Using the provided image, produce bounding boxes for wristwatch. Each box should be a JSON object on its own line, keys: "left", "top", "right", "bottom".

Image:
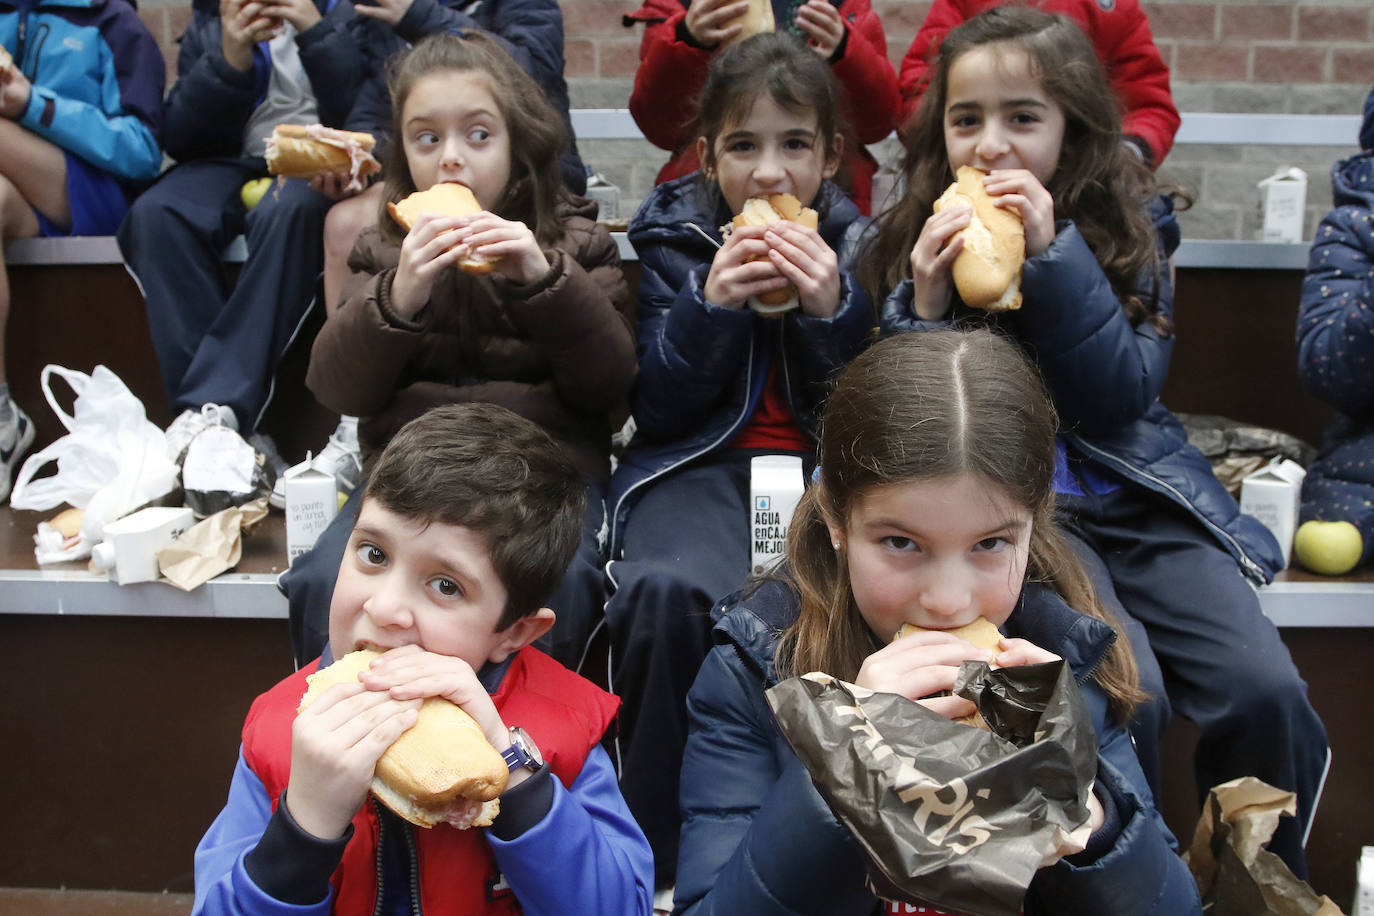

{"left": 501, "top": 726, "right": 543, "bottom": 773}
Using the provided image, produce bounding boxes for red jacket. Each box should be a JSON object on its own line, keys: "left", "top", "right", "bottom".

{"left": 242, "top": 647, "right": 620, "bottom": 915}
{"left": 898, "top": 0, "right": 1179, "bottom": 166}
{"left": 624, "top": 0, "right": 900, "bottom": 214}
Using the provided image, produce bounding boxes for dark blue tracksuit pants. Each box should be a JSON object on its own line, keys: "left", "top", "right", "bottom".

{"left": 117, "top": 158, "right": 331, "bottom": 430}
{"left": 1059, "top": 486, "right": 1329, "bottom": 879}
{"left": 604, "top": 448, "right": 813, "bottom": 887}
{"left": 280, "top": 481, "right": 611, "bottom": 673}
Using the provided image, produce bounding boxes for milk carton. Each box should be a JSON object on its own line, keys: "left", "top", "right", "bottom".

{"left": 90, "top": 505, "right": 195, "bottom": 585}
{"left": 1257, "top": 167, "right": 1307, "bottom": 243}
{"left": 284, "top": 461, "right": 339, "bottom": 564}
{"left": 1239, "top": 458, "right": 1307, "bottom": 567}
{"left": 750, "top": 455, "right": 805, "bottom": 574}
{"left": 584, "top": 170, "right": 621, "bottom": 222}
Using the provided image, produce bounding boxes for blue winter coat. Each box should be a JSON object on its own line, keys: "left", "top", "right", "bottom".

{"left": 881, "top": 199, "right": 1285, "bottom": 583}
{"left": 1295, "top": 86, "right": 1374, "bottom": 558}
{"left": 162, "top": 0, "right": 366, "bottom": 164}
{"left": 674, "top": 577, "right": 1203, "bottom": 915}
{"left": 607, "top": 175, "right": 874, "bottom": 556}
{"left": 0, "top": 0, "right": 163, "bottom": 183}
{"left": 348, "top": 0, "right": 586, "bottom": 191}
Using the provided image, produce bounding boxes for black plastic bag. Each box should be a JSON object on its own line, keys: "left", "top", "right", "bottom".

{"left": 766, "top": 660, "right": 1097, "bottom": 916}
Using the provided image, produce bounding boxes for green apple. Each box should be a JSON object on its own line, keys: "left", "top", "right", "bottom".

{"left": 240, "top": 177, "right": 273, "bottom": 211}
{"left": 1293, "top": 520, "right": 1364, "bottom": 576}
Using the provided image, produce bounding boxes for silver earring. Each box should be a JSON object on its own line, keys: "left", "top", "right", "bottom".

{"left": 832, "top": 542, "right": 840, "bottom": 550}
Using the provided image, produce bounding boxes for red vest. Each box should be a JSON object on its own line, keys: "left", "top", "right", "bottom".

{"left": 242, "top": 647, "right": 620, "bottom": 915}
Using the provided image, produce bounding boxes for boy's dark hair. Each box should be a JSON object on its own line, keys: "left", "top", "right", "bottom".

{"left": 861, "top": 6, "right": 1172, "bottom": 336}
{"left": 695, "top": 31, "right": 849, "bottom": 184}
{"left": 363, "top": 403, "right": 585, "bottom": 630}
{"left": 778, "top": 329, "right": 1144, "bottom": 721}
{"left": 379, "top": 31, "right": 568, "bottom": 248}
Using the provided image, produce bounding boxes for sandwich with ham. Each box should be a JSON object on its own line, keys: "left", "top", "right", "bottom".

{"left": 265, "top": 124, "right": 380, "bottom": 190}
{"left": 386, "top": 182, "right": 498, "bottom": 275}
{"left": 298, "top": 648, "right": 509, "bottom": 829}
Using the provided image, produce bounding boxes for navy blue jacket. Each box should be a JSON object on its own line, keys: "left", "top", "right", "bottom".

{"left": 608, "top": 175, "right": 874, "bottom": 556}
{"left": 1295, "top": 87, "right": 1374, "bottom": 550}
{"left": 674, "top": 577, "right": 1203, "bottom": 915}
{"left": 349, "top": 0, "right": 586, "bottom": 191}
{"left": 881, "top": 199, "right": 1285, "bottom": 583}
{"left": 162, "top": 0, "right": 365, "bottom": 163}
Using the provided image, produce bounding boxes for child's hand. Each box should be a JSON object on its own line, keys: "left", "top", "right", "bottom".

{"left": 449, "top": 212, "right": 550, "bottom": 286}
{"left": 794, "top": 0, "right": 845, "bottom": 59}
{"left": 359, "top": 645, "right": 509, "bottom": 754}
{"left": 763, "top": 221, "right": 841, "bottom": 318}
{"left": 907, "top": 204, "right": 970, "bottom": 320}
{"left": 856, "top": 629, "right": 997, "bottom": 722}
{"left": 309, "top": 172, "right": 361, "bottom": 201}
{"left": 990, "top": 637, "right": 1060, "bottom": 669}
{"left": 258, "top": 0, "right": 321, "bottom": 32}
{"left": 352, "top": 0, "right": 415, "bottom": 26}
{"left": 983, "top": 169, "right": 1055, "bottom": 257}
{"left": 0, "top": 65, "right": 30, "bottom": 120}
{"left": 684, "top": 0, "right": 749, "bottom": 48}
{"left": 703, "top": 223, "right": 789, "bottom": 309}
{"left": 286, "top": 680, "right": 421, "bottom": 840}
{"left": 391, "top": 212, "right": 467, "bottom": 319}
{"left": 219, "top": 0, "right": 280, "bottom": 71}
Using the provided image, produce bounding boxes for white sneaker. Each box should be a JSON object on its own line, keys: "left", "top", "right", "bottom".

{"left": 269, "top": 417, "right": 363, "bottom": 509}
{"left": 166, "top": 403, "right": 237, "bottom": 461}
{"left": 0, "top": 404, "right": 36, "bottom": 503}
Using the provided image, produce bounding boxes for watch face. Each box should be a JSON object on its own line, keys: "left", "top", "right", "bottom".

{"left": 508, "top": 727, "right": 543, "bottom": 770}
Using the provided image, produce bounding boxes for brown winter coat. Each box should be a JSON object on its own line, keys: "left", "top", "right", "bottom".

{"left": 307, "top": 198, "right": 636, "bottom": 482}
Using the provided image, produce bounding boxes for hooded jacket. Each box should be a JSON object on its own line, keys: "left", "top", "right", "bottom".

{"left": 307, "top": 194, "right": 636, "bottom": 482}
{"left": 622, "top": 0, "right": 900, "bottom": 214}
{"left": 1295, "top": 87, "right": 1374, "bottom": 553}
{"left": 162, "top": 0, "right": 365, "bottom": 163}
{"left": 881, "top": 197, "right": 1285, "bottom": 583}
{"left": 607, "top": 175, "right": 873, "bottom": 557}
{"left": 673, "top": 577, "right": 1203, "bottom": 915}
{"left": 0, "top": 0, "right": 163, "bottom": 182}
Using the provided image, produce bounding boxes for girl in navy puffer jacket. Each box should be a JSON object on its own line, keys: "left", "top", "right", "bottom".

{"left": 1294, "top": 86, "right": 1374, "bottom": 576}
{"left": 606, "top": 32, "right": 872, "bottom": 888}
{"left": 866, "top": 7, "right": 1327, "bottom": 879}
{"left": 675, "top": 329, "right": 1201, "bottom": 915}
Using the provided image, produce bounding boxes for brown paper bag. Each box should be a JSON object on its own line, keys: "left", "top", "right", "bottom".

{"left": 1187, "top": 776, "right": 1343, "bottom": 916}
{"left": 156, "top": 498, "right": 269, "bottom": 590}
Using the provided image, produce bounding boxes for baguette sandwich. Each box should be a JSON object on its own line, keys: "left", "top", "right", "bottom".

{"left": 386, "top": 182, "right": 498, "bottom": 275}
{"left": 895, "top": 616, "right": 1003, "bottom": 729}
{"left": 934, "top": 165, "right": 1025, "bottom": 312}
{"left": 723, "top": 0, "right": 774, "bottom": 46}
{"left": 298, "top": 648, "right": 509, "bottom": 829}
{"left": 727, "top": 192, "right": 820, "bottom": 315}
{"left": 265, "top": 124, "right": 380, "bottom": 190}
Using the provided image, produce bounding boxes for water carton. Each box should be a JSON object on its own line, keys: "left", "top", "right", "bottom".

{"left": 90, "top": 506, "right": 195, "bottom": 585}
{"left": 750, "top": 455, "right": 805, "bottom": 574}
{"left": 284, "top": 461, "right": 339, "bottom": 564}
{"left": 1239, "top": 458, "right": 1307, "bottom": 567}
{"left": 1257, "top": 167, "right": 1307, "bottom": 243}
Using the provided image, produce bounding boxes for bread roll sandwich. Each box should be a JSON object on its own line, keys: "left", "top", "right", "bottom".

{"left": 0, "top": 44, "right": 13, "bottom": 78}
{"left": 727, "top": 192, "right": 820, "bottom": 315}
{"left": 723, "top": 0, "right": 774, "bottom": 47}
{"left": 386, "top": 182, "right": 499, "bottom": 275}
{"left": 934, "top": 165, "right": 1025, "bottom": 312}
{"left": 298, "top": 648, "right": 509, "bottom": 829}
{"left": 895, "top": 616, "right": 1003, "bottom": 729}
{"left": 265, "top": 124, "right": 380, "bottom": 190}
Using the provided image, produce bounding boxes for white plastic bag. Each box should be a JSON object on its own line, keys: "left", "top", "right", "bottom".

{"left": 10, "top": 365, "right": 178, "bottom": 547}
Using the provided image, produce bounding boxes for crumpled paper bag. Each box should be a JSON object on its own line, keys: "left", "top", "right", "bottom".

{"left": 1187, "top": 776, "right": 1344, "bottom": 916}
{"left": 156, "top": 498, "right": 269, "bottom": 590}
{"left": 766, "top": 659, "right": 1096, "bottom": 916}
